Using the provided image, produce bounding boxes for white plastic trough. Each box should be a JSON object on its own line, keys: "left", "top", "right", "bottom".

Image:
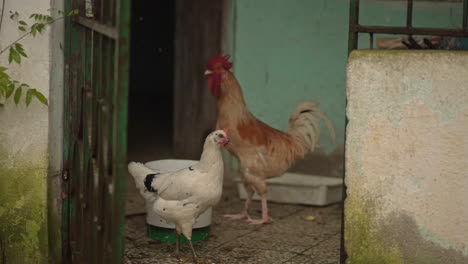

{"left": 234, "top": 172, "right": 343, "bottom": 206}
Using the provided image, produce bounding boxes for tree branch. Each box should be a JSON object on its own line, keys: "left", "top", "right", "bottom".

{"left": 0, "top": 15, "right": 66, "bottom": 56}
{"left": 0, "top": 0, "right": 5, "bottom": 33}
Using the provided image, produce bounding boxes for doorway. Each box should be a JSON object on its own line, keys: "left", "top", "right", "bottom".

{"left": 126, "top": 0, "right": 175, "bottom": 215}
{"left": 125, "top": 0, "right": 225, "bottom": 216}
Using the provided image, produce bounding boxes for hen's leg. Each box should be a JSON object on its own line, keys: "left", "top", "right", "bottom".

{"left": 247, "top": 193, "right": 273, "bottom": 225}
{"left": 181, "top": 227, "right": 198, "bottom": 263}
{"left": 224, "top": 184, "right": 253, "bottom": 220}
{"left": 188, "top": 240, "right": 198, "bottom": 264}
{"left": 171, "top": 229, "right": 181, "bottom": 259}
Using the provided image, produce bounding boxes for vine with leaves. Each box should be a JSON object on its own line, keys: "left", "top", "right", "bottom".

{"left": 0, "top": 8, "right": 78, "bottom": 107}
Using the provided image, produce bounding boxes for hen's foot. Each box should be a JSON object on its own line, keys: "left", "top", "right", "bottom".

{"left": 223, "top": 212, "right": 250, "bottom": 220}
{"left": 170, "top": 252, "right": 180, "bottom": 260}
{"left": 246, "top": 215, "right": 273, "bottom": 225}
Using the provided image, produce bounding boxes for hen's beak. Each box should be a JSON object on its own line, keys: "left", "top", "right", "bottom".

{"left": 204, "top": 70, "right": 213, "bottom": 75}
{"left": 219, "top": 138, "right": 231, "bottom": 147}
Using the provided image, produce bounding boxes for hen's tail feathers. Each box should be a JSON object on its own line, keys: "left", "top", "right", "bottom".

{"left": 128, "top": 162, "right": 157, "bottom": 202}
{"left": 287, "top": 101, "right": 336, "bottom": 153}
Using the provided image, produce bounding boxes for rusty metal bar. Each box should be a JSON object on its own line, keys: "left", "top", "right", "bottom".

{"left": 76, "top": 16, "right": 118, "bottom": 39}
{"left": 93, "top": 0, "right": 101, "bottom": 21}
{"left": 352, "top": 24, "right": 468, "bottom": 38}
{"left": 406, "top": 0, "right": 413, "bottom": 28}
{"left": 348, "top": 0, "right": 360, "bottom": 54}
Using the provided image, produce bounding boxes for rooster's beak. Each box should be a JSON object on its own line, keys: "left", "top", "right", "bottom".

{"left": 204, "top": 70, "right": 213, "bottom": 75}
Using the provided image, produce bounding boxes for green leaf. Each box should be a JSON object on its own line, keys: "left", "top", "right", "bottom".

{"left": 68, "top": 9, "right": 79, "bottom": 16}
{"left": 10, "top": 12, "right": 19, "bottom": 20}
{"left": 15, "top": 43, "right": 27, "bottom": 58}
{"left": 19, "top": 20, "right": 27, "bottom": 25}
{"left": 6, "top": 84, "right": 14, "bottom": 98}
{"left": 8, "top": 47, "right": 21, "bottom": 64}
{"left": 31, "top": 24, "right": 37, "bottom": 37}
{"left": 0, "top": 66, "right": 7, "bottom": 72}
{"left": 33, "top": 90, "right": 48, "bottom": 105}
{"left": 36, "top": 23, "right": 45, "bottom": 34}
{"left": 14, "top": 86, "right": 22, "bottom": 104}
{"left": 26, "top": 89, "right": 34, "bottom": 106}
{"left": 18, "top": 26, "right": 27, "bottom": 32}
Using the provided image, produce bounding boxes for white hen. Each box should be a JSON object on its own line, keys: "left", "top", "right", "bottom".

{"left": 128, "top": 129, "right": 230, "bottom": 263}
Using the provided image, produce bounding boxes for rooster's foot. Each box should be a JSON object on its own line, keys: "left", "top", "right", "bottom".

{"left": 223, "top": 212, "right": 250, "bottom": 220}
{"left": 246, "top": 216, "right": 273, "bottom": 225}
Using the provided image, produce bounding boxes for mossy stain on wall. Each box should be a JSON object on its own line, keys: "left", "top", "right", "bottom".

{"left": 0, "top": 163, "right": 48, "bottom": 264}
{"left": 344, "top": 195, "right": 404, "bottom": 264}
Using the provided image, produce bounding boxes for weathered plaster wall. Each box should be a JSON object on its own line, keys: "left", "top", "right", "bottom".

{"left": 346, "top": 51, "right": 468, "bottom": 263}
{"left": 0, "top": 0, "right": 54, "bottom": 263}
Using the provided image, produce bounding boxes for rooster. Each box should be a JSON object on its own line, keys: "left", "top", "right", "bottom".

{"left": 204, "top": 54, "right": 335, "bottom": 224}
{"left": 128, "top": 129, "right": 230, "bottom": 263}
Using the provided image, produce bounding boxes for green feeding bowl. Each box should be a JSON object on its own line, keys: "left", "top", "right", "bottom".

{"left": 147, "top": 225, "right": 211, "bottom": 242}
{"left": 144, "top": 160, "right": 212, "bottom": 242}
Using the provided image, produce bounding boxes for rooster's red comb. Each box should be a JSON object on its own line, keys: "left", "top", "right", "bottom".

{"left": 207, "top": 54, "right": 233, "bottom": 71}
{"left": 223, "top": 128, "right": 229, "bottom": 138}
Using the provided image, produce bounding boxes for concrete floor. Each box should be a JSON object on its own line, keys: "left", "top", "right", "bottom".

{"left": 124, "top": 181, "right": 342, "bottom": 264}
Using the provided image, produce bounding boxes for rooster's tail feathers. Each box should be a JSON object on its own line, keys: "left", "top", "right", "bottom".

{"left": 287, "top": 101, "right": 336, "bottom": 153}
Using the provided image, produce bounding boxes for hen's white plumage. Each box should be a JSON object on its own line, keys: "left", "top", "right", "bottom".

{"left": 128, "top": 129, "right": 229, "bottom": 262}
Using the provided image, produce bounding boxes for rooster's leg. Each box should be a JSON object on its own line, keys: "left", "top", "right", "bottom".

{"left": 224, "top": 185, "right": 253, "bottom": 220}
{"left": 247, "top": 193, "right": 273, "bottom": 225}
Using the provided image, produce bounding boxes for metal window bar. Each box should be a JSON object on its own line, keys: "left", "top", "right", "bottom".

{"left": 348, "top": 0, "right": 468, "bottom": 54}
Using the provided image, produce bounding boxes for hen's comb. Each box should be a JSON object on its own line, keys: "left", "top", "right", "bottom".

{"left": 207, "top": 54, "right": 233, "bottom": 70}
{"left": 223, "top": 128, "right": 230, "bottom": 138}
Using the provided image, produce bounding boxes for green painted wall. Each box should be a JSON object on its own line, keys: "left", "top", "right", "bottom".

{"left": 228, "top": 0, "right": 348, "bottom": 153}
{"left": 226, "top": 0, "right": 463, "bottom": 155}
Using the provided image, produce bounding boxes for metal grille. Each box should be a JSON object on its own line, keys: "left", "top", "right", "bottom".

{"left": 348, "top": 0, "right": 468, "bottom": 53}
{"left": 62, "top": 0, "right": 130, "bottom": 263}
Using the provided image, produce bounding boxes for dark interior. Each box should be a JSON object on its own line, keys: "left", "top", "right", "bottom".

{"left": 128, "top": 0, "right": 175, "bottom": 162}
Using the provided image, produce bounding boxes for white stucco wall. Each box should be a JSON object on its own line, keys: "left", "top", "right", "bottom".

{"left": 345, "top": 51, "right": 468, "bottom": 264}
{"left": 0, "top": 0, "right": 60, "bottom": 263}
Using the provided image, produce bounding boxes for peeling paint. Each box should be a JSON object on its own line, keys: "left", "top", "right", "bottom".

{"left": 379, "top": 213, "right": 468, "bottom": 264}
{"left": 418, "top": 227, "right": 468, "bottom": 256}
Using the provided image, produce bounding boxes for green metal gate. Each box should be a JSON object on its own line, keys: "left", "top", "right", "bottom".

{"left": 62, "top": 0, "right": 130, "bottom": 263}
